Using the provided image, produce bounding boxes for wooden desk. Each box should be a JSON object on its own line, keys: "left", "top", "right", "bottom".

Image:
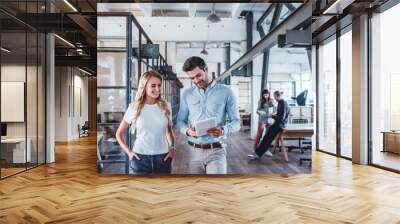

{"left": 281, "top": 124, "right": 314, "bottom": 138}
{"left": 280, "top": 124, "right": 314, "bottom": 165}
{"left": 382, "top": 131, "right": 400, "bottom": 154}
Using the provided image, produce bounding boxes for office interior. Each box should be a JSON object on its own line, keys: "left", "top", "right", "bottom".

{"left": 96, "top": 3, "right": 314, "bottom": 174}
{"left": 0, "top": 0, "right": 399, "bottom": 221}
{"left": 0, "top": 0, "right": 399, "bottom": 177}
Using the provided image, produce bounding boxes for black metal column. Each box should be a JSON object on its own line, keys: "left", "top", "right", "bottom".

{"left": 225, "top": 42, "right": 231, "bottom": 84}
{"left": 125, "top": 15, "right": 133, "bottom": 174}
{"left": 336, "top": 29, "right": 341, "bottom": 157}
{"left": 245, "top": 12, "right": 253, "bottom": 77}
{"left": 260, "top": 5, "right": 282, "bottom": 91}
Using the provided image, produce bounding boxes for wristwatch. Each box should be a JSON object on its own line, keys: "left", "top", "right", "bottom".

{"left": 169, "top": 146, "right": 176, "bottom": 151}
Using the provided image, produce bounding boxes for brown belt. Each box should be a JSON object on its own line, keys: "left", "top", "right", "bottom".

{"left": 188, "top": 141, "right": 222, "bottom": 149}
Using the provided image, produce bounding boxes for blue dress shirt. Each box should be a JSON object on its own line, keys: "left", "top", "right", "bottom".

{"left": 177, "top": 80, "right": 241, "bottom": 144}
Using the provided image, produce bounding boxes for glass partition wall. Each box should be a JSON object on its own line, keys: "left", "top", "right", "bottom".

{"left": 97, "top": 16, "right": 130, "bottom": 174}
{"left": 0, "top": 4, "right": 46, "bottom": 179}
{"left": 97, "top": 14, "right": 182, "bottom": 174}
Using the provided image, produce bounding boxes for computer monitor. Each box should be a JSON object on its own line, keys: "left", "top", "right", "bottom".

{"left": 1, "top": 123, "right": 7, "bottom": 137}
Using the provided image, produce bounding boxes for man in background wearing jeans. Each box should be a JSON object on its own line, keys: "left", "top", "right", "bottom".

{"left": 177, "top": 56, "right": 240, "bottom": 174}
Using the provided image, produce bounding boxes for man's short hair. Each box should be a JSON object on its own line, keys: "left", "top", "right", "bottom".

{"left": 182, "top": 56, "right": 206, "bottom": 72}
{"left": 274, "top": 90, "right": 283, "bottom": 97}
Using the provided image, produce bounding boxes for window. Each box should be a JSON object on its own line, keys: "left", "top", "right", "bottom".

{"left": 317, "top": 37, "right": 337, "bottom": 155}
{"left": 340, "top": 29, "right": 352, "bottom": 158}
{"left": 370, "top": 3, "right": 400, "bottom": 171}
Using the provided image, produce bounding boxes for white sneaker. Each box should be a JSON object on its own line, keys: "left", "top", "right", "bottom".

{"left": 265, "top": 150, "right": 273, "bottom": 157}
{"left": 247, "top": 154, "right": 261, "bottom": 160}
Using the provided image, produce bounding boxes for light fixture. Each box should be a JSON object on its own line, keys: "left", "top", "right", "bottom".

{"left": 322, "top": 0, "right": 354, "bottom": 15}
{"left": 78, "top": 67, "right": 93, "bottom": 76}
{"left": 54, "top": 34, "right": 75, "bottom": 48}
{"left": 1, "top": 47, "right": 11, "bottom": 53}
{"left": 200, "top": 43, "right": 208, "bottom": 55}
{"left": 207, "top": 3, "right": 221, "bottom": 23}
{"left": 63, "top": 0, "right": 78, "bottom": 12}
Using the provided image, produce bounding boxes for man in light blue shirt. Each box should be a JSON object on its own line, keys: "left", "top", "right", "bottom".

{"left": 177, "top": 56, "right": 240, "bottom": 174}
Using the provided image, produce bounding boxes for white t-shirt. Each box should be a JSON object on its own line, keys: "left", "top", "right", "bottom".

{"left": 123, "top": 102, "right": 171, "bottom": 155}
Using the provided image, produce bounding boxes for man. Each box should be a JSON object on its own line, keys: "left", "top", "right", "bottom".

{"left": 177, "top": 56, "right": 240, "bottom": 174}
{"left": 249, "top": 90, "right": 289, "bottom": 160}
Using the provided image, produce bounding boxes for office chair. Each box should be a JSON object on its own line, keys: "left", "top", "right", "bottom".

{"left": 291, "top": 90, "right": 308, "bottom": 106}
{"left": 79, "top": 121, "right": 90, "bottom": 138}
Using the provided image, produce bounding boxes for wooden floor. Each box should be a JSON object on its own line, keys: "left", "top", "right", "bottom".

{"left": 1, "top": 135, "right": 400, "bottom": 223}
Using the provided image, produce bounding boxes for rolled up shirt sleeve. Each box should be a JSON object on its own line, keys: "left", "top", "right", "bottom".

{"left": 177, "top": 90, "right": 189, "bottom": 136}
{"left": 222, "top": 89, "right": 241, "bottom": 135}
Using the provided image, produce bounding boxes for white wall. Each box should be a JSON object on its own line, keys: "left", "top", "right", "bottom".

{"left": 55, "top": 67, "right": 89, "bottom": 141}
{"left": 137, "top": 17, "right": 246, "bottom": 42}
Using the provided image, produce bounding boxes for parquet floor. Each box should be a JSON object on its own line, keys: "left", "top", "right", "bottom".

{"left": 1, "top": 135, "right": 400, "bottom": 223}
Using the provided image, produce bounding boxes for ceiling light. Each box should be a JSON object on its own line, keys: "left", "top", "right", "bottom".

{"left": 1, "top": 47, "right": 11, "bottom": 53}
{"left": 63, "top": 0, "right": 78, "bottom": 12}
{"left": 78, "top": 67, "right": 93, "bottom": 76}
{"left": 322, "top": 0, "right": 354, "bottom": 15}
{"left": 54, "top": 34, "right": 75, "bottom": 48}
{"left": 200, "top": 44, "right": 208, "bottom": 55}
{"left": 207, "top": 3, "right": 221, "bottom": 23}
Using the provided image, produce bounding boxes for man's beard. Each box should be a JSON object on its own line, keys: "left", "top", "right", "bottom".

{"left": 196, "top": 81, "right": 207, "bottom": 89}
{"left": 196, "top": 75, "right": 209, "bottom": 89}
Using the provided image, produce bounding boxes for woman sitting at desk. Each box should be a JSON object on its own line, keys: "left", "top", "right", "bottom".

{"left": 116, "top": 71, "right": 175, "bottom": 174}
{"left": 253, "top": 89, "right": 274, "bottom": 153}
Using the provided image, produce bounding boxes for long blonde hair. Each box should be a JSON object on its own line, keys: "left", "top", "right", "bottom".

{"left": 132, "top": 71, "right": 171, "bottom": 126}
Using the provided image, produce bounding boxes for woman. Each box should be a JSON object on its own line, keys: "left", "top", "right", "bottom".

{"left": 116, "top": 71, "right": 175, "bottom": 174}
{"left": 253, "top": 89, "right": 274, "bottom": 151}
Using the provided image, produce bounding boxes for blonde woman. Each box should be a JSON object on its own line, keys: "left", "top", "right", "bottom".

{"left": 116, "top": 71, "right": 175, "bottom": 174}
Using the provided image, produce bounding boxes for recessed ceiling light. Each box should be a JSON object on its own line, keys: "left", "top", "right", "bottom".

{"left": 63, "top": 0, "right": 78, "bottom": 12}
{"left": 54, "top": 34, "right": 75, "bottom": 48}
{"left": 1, "top": 47, "right": 11, "bottom": 53}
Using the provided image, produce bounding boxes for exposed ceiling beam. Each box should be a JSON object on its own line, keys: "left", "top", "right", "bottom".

{"left": 217, "top": 1, "right": 312, "bottom": 81}
{"left": 311, "top": 15, "right": 335, "bottom": 33}
{"left": 285, "top": 3, "right": 296, "bottom": 12}
{"left": 67, "top": 13, "right": 97, "bottom": 46}
{"left": 55, "top": 56, "right": 96, "bottom": 70}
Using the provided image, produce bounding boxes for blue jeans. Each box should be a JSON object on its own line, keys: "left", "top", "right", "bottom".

{"left": 130, "top": 153, "right": 171, "bottom": 174}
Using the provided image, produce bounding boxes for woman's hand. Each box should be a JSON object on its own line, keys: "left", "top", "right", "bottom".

{"left": 128, "top": 150, "right": 140, "bottom": 160}
{"left": 164, "top": 149, "right": 175, "bottom": 161}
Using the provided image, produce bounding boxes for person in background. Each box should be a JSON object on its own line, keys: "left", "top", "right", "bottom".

{"left": 116, "top": 71, "right": 175, "bottom": 174}
{"left": 249, "top": 90, "right": 289, "bottom": 160}
{"left": 252, "top": 89, "right": 274, "bottom": 153}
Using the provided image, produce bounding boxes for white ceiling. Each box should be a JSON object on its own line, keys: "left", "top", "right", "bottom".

{"left": 98, "top": 3, "right": 272, "bottom": 18}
